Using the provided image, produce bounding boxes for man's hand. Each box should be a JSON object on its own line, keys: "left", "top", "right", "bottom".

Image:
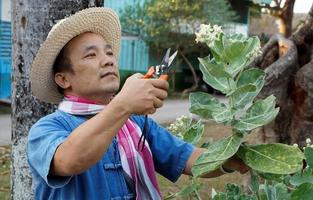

{"left": 222, "top": 155, "right": 250, "bottom": 174}
{"left": 184, "top": 148, "right": 249, "bottom": 178}
{"left": 113, "top": 73, "right": 169, "bottom": 115}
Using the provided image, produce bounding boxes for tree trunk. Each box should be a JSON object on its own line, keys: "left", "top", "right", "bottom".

{"left": 180, "top": 51, "right": 199, "bottom": 96}
{"left": 11, "top": 1, "right": 102, "bottom": 199}
{"left": 254, "top": 3, "right": 313, "bottom": 146}
{"left": 276, "top": 0, "right": 295, "bottom": 37}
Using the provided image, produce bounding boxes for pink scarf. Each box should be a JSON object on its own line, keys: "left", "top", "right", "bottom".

{"left": 58, "top": 95, "right": 162, "bottom": 200}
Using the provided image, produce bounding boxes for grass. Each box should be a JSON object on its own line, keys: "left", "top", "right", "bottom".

{"left": 0, "top": 106, "right": 11, "bottom": 114}
{"left": 0, "top": 146, "right": 10, "bottom": 200}
{"left": 0, "top": 121, "right": 261, "bottom": 199}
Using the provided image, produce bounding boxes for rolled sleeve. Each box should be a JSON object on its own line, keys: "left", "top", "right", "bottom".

{"left": 131, "top": 115, "right": 195, "bottom": 182}
{"left": 27, "top": 116, "right": 72, "bottom": 188}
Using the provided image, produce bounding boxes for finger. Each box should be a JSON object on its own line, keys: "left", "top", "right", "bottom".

{"left": 152, "top": 88, "right": 168, "bottom": 100}
{"left": 149, "top": 79, "right": 169, "bottom": 91}
{"left": 153, "top": 96, "right": 163, "bottom": 109}
{"left": 130, "top": 73, "right": 143, "bottom": 79}
{"left": 145, "top": 107, "right": 156, "bottom": 115}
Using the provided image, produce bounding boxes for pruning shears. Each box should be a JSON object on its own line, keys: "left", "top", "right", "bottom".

{"left": 143, "top": 48, "right": 178, "bottom": 81}
{"left": 138, "top": 48, "right": 178, "bottom": 151}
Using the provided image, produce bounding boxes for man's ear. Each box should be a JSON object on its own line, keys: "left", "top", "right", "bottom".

{"left": 54, "top": 72, "right": 71, "bottom": 90}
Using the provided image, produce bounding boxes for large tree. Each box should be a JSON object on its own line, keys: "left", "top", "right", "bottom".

{"left": 11, "top": 0, "right": 103, "bottom": 199}
{"left": 120, "top": 0, "right": 238, "bottom": 94}
{"left": 252, "top": 0, "right": 296, "bottom": 37}
{"left": 253, "top": 3, "right": 313, "bottom": 146}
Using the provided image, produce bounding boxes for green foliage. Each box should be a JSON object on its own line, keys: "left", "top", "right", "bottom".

{"left": 212, "top": 184, "right": 257, "bottom": 200}
{"left": 192, "top": 135, "right": 242, "bottom": 177}
{"left": 120, "top": 0, "right": 238, "bottom": 51}
{"left": 189, "top": 24, "right": 304, "bottom": 177}
{"left": 166, "top": 23, "right": 310, "bottom": 199}
{"left": 164, "top": 182, "right": 203, "bottom": 200}
{"left": 237, "top": 144, "right": 303, "bottom": 174}
{"left": 189, "top": 92, "right": 233, "bottom": 123}
{"left": 233, "top": 95, "right": 279, "bottom": 132}
{"left": 167, "top": 115, "right": 204, "bottom": 145}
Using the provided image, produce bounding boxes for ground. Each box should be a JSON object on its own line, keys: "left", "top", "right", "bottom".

{"left": 0, "top": 146, "right": 10, "bottom": 199}
{"left": 0, "top": 121, "right": 260, "bottom": 200}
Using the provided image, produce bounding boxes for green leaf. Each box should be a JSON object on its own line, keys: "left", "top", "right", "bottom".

{"left": 214, "top": 35, "right": 261, "bottom": 77}
{"left": 189, "top": 92, "right": 233, "bottom": 123}
{"left": 237, "top": 68, "right": 265, "bottom": 97}
{"left": 230, "top": 84, "right": 257, "bottom": 109}
{"left": 290, "top": 167, "right": 313, "bottom": 186}
{"left": 182, "top": 121, "right": 204, "bottom": 145}
{"left": 274, "top": 183, "right": 291, "bottom": 200}
{"left": 213, "top": 183, "right": 258, "bottom": 200}
{"left": 198, "top": 57, "right": 232, "bottom": 78}
{"left": 260, "top": 182, "right": 290, "bottom": 200}
{"left": 291, "top": 183, "right": 313, "bottom": 200}
{"left": 257, "top": 172, "right": 291, "bottom": 183}
{"left": 192, "top": 135, "right": 242, "bottom": 177}
{"left": 238, "top": 143, "right": 303, "bottom": 174}
{"left": 250, "top": 172, "right": 260, "bottom": 193}
{"left": 199, "top": 60, "right": 235, "bottom": 94}
{"left": 234, "top": 95, "right": 280, "bottom": 131}
{"left": 177, "top": 182, "right": 202, "bottom": 197}
{"left": 237, "top": 68, "right": 265, "bottom": 88}
{"left": 305, "top": 147, "right": 313, "bottom": 168}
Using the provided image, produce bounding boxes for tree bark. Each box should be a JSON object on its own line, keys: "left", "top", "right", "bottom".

{"left": 254, "top": 3, "right": 313, "bottom": 146}
{"left": 11, "top": 1, "right": 102, "bottom": 199}
{"left": 276, "top": 0, "right": 295, "bottom": 37}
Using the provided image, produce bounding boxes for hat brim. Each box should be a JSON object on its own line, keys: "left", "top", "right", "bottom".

{"left": 31, "top": 7, "right": 121, "bottom": 104}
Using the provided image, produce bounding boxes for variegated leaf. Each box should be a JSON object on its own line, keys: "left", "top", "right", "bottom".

{"left": 237, "top": 143, "right": 303, "bottom": 174}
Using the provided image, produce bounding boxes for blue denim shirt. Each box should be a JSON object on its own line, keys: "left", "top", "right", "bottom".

{"left": 27, "top": 110, "right": 194, "bottom": 200}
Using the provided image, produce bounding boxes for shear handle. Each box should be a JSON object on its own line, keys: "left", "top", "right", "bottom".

{"left": 143, "top": 66, "right": 155, "bottom": 79}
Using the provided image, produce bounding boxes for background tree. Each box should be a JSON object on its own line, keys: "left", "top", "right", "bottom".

{"left": 11, "top": 0, "right": 103, "bottom": 199}
{"left": 120, "top": 0, "right": 238, "bottom": 94}
{"left": 252, "top": 0, "right": 296, "bottom": 37}
{"left": 252, "top": 3, "right": 313, "bottom": 146}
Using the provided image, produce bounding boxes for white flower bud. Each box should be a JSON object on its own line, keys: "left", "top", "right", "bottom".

{"left": 293, "top": 143, "right": 298, "bottom": 147}
{"left": 195, "top": 24, "right": 223, "bottom": 47}
{"left": 306, "top": 138, "right": 311, "bottom": 144}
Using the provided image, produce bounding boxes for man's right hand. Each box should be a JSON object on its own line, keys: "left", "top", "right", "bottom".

{"left": 112, "top": 73, "right": 169, "bottom": 115}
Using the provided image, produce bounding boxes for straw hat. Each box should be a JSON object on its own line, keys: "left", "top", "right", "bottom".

{"left": 31, "top": 7, "right": 121, "bottom": 104}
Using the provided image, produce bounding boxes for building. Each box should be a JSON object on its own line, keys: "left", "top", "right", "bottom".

{"left": 0, "top": 0, "right": 11, "bottom": 100}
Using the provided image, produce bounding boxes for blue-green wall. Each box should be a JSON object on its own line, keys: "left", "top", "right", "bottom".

{"left": 0, "top": 20, "right": 11, "bottom": 99}
{"left": 105, "top": 0, "right": 150, "bottom": 82}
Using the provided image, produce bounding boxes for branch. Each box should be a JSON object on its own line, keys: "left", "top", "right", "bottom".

{"left": 291, "top": 3, "right": 313, "bottom": 46}
{"left": 256, "top": 34, "right": 298, "bottom": 103}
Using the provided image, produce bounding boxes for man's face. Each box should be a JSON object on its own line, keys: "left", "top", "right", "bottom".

{"left": 57, "top": 32, "right": 120, "bottom": 103}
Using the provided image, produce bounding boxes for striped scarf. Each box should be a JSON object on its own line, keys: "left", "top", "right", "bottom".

{"left": 58, "top": 95, "right": 162, "bottom": 200}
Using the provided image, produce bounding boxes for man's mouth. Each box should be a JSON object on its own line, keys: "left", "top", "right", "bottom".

{"left": 100, "top": 72, "right": 117, "bottom": 78}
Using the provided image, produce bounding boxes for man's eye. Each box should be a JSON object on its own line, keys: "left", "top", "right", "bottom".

{"left": 107, "top": 51, "right": 114, "bottom": 56}
{"left": 85, "top": 53, "right": 96, "bottom": 58}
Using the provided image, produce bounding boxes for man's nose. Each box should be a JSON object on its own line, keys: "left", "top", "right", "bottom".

{"left": 100, "top": 54, "right": 114, "bottom": 67}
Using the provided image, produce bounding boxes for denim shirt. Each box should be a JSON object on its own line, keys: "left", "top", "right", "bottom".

{"left": 27, "top": 110, "right": 194, "bottom": 200}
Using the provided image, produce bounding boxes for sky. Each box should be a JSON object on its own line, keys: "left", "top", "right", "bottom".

{"left": 294, "top": 0, "right": 313, "bottom": 13}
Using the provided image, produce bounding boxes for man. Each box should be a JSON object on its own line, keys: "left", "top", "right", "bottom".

{"left": 28, "top": 7, "right": 247, "bottom": 200}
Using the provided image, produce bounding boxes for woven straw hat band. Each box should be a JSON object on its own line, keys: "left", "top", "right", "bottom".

{"left": 31, "top": 7, "right": 121, "bottom": 103}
